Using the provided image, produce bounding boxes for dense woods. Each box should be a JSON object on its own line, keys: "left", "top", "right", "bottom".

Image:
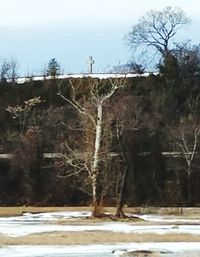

{"left": 0, "top": 54, "right": 200, "bottom": 209}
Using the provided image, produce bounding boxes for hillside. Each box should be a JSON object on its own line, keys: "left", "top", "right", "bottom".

{"left": 0, "top": 72, "right": 199, "bottom": 207}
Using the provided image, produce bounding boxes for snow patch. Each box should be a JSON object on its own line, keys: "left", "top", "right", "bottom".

{"left": 0, "top": 211, "right": 200, "bottom": 237}
{"left": 1, "top": 243, "right": 200, "bottom": 257}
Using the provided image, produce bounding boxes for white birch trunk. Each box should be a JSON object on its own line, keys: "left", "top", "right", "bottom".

{"left": 91, "top": 103, "right": 103, "bottom": 208}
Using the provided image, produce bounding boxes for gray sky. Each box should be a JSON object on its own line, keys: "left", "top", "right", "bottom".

{"left": 1, "top": 0, "right": 200, "bottom": 75}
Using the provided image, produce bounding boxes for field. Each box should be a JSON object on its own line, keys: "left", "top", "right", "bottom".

{"left": 0, "top": 206, "right": 200, "bottom": 245}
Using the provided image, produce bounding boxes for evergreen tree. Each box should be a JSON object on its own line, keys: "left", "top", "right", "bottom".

{"left": 47, "top": 58, "right": 60, "bottom": 79}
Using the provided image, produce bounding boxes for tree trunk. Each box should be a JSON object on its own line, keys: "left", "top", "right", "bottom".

{"left": 115, "top": 166, "right": 128, "bottom": 218}
{"left": 91, "top": 103, "right": 103, "bottom": 216}
{"left": 115, "top": 122, "right": 129, "bottom": 218}
{"left": 187, "top": 166, "right": 191, "bottom": 204}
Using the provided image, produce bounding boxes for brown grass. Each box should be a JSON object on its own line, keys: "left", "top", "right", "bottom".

{"left": 0, "top": 206, "right": 200, "bottom": 217}
{"left": 0, "top": 207, "right": 92, "bottom": 217}
{"left": 0, "top": 232, "right": 199, "bottom": 245}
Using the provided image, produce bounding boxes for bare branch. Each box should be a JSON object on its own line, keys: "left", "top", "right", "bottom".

{"left": 57, "top": 85, "right": 96, "bottom": 126}
{"left": 127, "top": 6, "right": 191, "bottom": 56}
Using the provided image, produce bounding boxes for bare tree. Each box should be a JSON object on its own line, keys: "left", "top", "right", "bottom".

{"left": 112, "top": 61, "right": 145, "bottom": 74}
{"left": 57, "top": 78, "right": 125, "bottom": 216}
{"left": 0, "top": 57, "right": 19, "bottom": 82}
{"left": 6, "top": 97, "right": 43, "bottom": 134}
{"left": 10, "top": 128, "right": 41, "bottom": 204}
{"left": 174, "top": 42, "right": 200, "bottom": 76}
{"left": 111, "top": 94, "right": 143, "bottom": 217}
{"left": 126, "top": 6, "right": 191, "bottom": 58}
{"left": 9, "top": 57, "right": 19, "bottom": 82}
{"left": 170, "top": 95, "right": 200, "bottom": 203}
{"left": 0, "top": 58, "right": 10, "bottom": 82}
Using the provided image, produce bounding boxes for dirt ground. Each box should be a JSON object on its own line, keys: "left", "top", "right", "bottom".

{"left": 1, "top": 206, "right": 200, "bottom": 216}
{"left": 0, "top": 206, "right": 200, "bottom": 245}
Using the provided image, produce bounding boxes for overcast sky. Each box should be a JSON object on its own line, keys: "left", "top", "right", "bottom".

{"left": 1, "top": 0, "right": 200, "bottom": 75}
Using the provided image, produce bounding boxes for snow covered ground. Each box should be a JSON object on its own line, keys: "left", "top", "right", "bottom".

{"left": 12, "top": 72, "right": 157, "bottom": 84}
{"left": 138, "top": 214, "right": 200, "bottom": 224}
{"left": 1, "top": 222, "right": 200, "bottom": 237}
{"left": 1, "top": 243, "right": 200, "bottom": 257}
{"left": 0, "top": 211, "right": 200, "bottom": 256}
{"left": 0, "top": 211, "right": 200, "bottom": 237}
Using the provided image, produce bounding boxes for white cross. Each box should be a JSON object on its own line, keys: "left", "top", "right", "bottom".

{"left": 87, "top": 56, "right": 94, "bottom": 73}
